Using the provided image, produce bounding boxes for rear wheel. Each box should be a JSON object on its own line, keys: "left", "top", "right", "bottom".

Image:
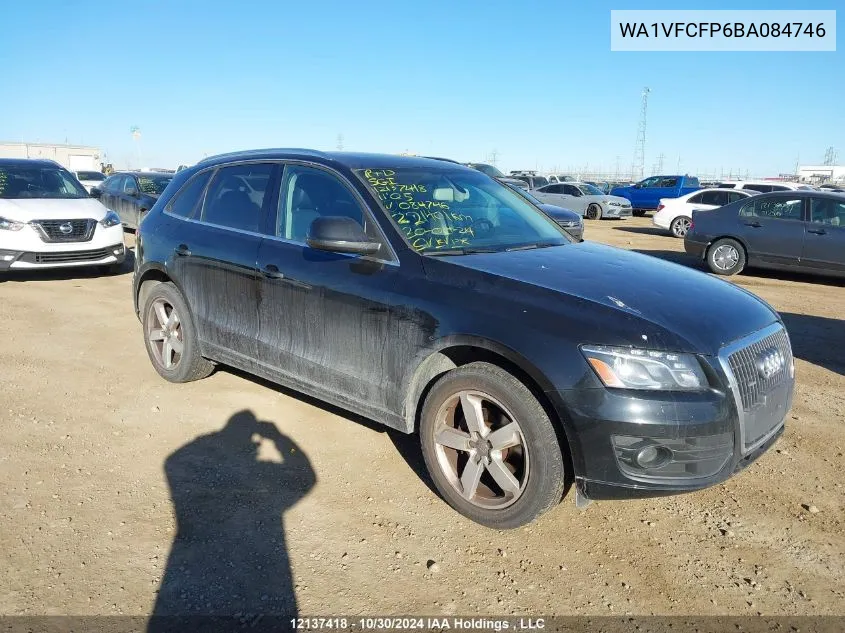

{"left": 142, "top": 282, "right": 213, "bottom": 382}
{"left": 706, "top": 238, "right": 746, "bottom": 276}
{"left": 585, "top": 203, "right": 603, "bottom": 220}
{"left": 419, "top": 362, "right": 565, "bottom": 529}
{"left": 670, "top": 215, "right": 692, "bottom": 238}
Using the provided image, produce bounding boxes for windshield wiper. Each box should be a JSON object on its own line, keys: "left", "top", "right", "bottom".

{"left": 425, "top": 247, "right": 499, "bottom": 256}
{"left": 505, "top": 241, "right": 560, "bottom": 252}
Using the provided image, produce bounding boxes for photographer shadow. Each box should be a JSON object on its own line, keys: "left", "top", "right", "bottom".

{"left": 148, "top": 410, "right": 315, "bottom": 630}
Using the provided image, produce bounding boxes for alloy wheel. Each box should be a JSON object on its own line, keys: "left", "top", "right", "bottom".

{"left": 672, "top": 217, "right": 691, "bottom": 237}
{"left": 432, "top": 390, "right": 529, "bottom": 509}
{"left": 712, "top": 244, "right": 739, "bottom": 271}
{"left": 146, "top": 298, "right": 184, "bottom": 370}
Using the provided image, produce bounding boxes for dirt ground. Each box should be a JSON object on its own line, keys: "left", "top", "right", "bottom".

{"left": 1, "top": 217, "right": 843, "bottom": 618}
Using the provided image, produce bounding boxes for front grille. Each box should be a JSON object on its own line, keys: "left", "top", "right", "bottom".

{"left": 33, "top": 219, "right": 96, "bottom": 243}
{"left": 721, "top": 325, "right": 794, "bottom": 451}
{"left": 18, "top": 246, "right": 116, "bottom": 264}
{"left": 727, "top": 327, "right": 792, "bottom": 410}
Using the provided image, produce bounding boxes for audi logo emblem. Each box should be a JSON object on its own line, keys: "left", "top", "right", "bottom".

{"left": 756, "top": 347, "right": 785, "bottom": 380}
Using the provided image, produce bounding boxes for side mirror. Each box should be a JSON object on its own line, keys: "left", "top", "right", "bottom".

{"left": 306, "top": 216, "right": 381, "bottom": 256}
{"left": 90, "top": 187, "right": 102, "bottom": 199}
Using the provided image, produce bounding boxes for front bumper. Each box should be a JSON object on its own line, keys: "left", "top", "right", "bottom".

{"left": 603, "top": 205, "right": 632, "bottom": 218}
{"left": 0, "top": 222, "right": 125, "bottom": 270}
{"left": 555, "top": 342, "right": 792, "bottom": 500}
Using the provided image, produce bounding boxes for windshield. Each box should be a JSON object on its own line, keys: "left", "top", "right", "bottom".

{"left": 468, "top": 163, "right": 505, "bottom": 179}
{"left": 580, "top": 183, "right": 604, "bottom": 196}
{"left": 357, "top": 167, "right": 569, "bottom": 254}
{"left": 507, "top": 184, "right": 542, "bottom": 205}
{"left": 0, "top": 165, "right": 89, "bottom": 199}
{"left": 76, "top": 171, "right": 105, "bottom": 181}
{"left": 137, "top": 174, "right": 173, "bottom": 195}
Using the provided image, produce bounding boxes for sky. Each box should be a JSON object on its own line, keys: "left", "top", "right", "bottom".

{"left": 1, "top": 0, "right": 842, "bottom": 177}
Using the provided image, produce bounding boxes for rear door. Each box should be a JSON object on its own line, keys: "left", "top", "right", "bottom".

{"left": 169, "top": 162, "right": 277, "bottom": 361}
{"left": 735, "top": 195, "right": 806, "bottom": 267}
{"left": 99, "top": 175, "right": 124, "bottom": 217}
{"left": 800, "top": 197, "right": 845, "bottom": 274}
{"left": 531, "top": 184, "right": 568, "bottom": 205}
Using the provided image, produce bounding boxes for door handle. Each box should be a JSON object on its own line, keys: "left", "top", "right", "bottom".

{"left": 261, "top": 264, "right": 285, "bottom": 279}
{"left": 174, "top": 244, "right": 192, "bottom": 257}
{"left": 807, "top": 228, "right": 827, "bottom": 235}
{"left": 743, "top": 221, "right": 762, "bottom": 228}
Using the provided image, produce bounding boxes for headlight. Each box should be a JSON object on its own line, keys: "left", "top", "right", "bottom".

{"left": 0, "top": 216, "right": 25, "bottom": 231}
{"left": 581, "top": 345, "right": 708, "bottom": 391}
{"left": 99, "top": 211, "right": 121, "bottom": 228}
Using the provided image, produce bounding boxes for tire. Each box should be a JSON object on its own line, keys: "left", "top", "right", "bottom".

{"left": 585, "top": 203, "right": 603, "bottom": 221}
{"left": 419, "top": 362, "right": 565, "bottom": 529}
{"left": 141, "top": 281, "right": 214, "bottom": 382}
{"left": 670, "top": 216, "right": 692, "bottom": 238}
{"left": 706, "top": 238, "right": 746, "bottom": 276}
{"left": 632, "top": 209, "right": 647, "bottom": 217}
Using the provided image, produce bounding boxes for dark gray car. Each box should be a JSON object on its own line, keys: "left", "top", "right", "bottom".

{"left": 92, "top": 171, "right": 174, "bottom": 229}
{"left": 506, "top": 183, "right": 584, "bottom": 241}
{"left": 685, "top": 190, "right": 845, "bottom": 277}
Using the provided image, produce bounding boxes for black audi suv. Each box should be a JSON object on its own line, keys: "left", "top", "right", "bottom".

{"left": 133, "top": 149, "right": 794, "bottom": 528}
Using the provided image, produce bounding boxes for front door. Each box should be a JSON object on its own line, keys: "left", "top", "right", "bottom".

{"left": 735, "top": 195, "right": 806, "bottom": 267}
{"left": 170, "top": 162, "right": 276, "bottom": 361}
{"left": 255, "top": 163, "right": 399, "bottom": 414}
{"left": 801, "top": 197, "right": 845, "bottom": 274}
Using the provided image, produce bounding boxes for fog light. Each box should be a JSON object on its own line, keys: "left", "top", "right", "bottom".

{"left": 635, "top": 444, "right": 672, "bottom": 469}
{"left": 113, "top": 246, "right": 124, "bottom": 255}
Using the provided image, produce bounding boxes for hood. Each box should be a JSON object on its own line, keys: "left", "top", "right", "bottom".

{"left": 539, "top": 203, "right": 581, "bottom": 221}
{"left": 425, "top": 241, "right": 778, "bottom": 355}
{"left": 0, "top": 197, "right": 110, "bottom": 221}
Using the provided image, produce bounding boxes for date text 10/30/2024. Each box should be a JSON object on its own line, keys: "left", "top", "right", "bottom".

{"left": 291, "top": 617, "right": 546, "bottom": 630}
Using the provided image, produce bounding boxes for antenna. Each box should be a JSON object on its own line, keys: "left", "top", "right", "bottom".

{"left": 489, "top": 149, "right": 499, "bottom": 166}
{"left": 631, "top": 87, "right": 650, "bottom": 180}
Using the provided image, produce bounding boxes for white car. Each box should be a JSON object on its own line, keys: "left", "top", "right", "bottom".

{"left": 531, "top": 182, "right": 632, "bottom": 219}
{"left": 716, "top": 180, "right": 817, "bottom": 193}
{"left": 0, "top": 159, "right": 126, "bottom": 272}
{"left": 653, "top": 188, "right": 754, "bottom": 238}
{"left": 74, "top": 170, "right": 107, "bottom": 193}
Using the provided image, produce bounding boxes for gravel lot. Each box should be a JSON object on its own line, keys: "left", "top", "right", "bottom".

{"left": 1, "top": 217, "right": 843, "bottom": 617}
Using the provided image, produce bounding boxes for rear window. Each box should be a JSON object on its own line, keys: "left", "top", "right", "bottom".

{"left": 76, "top": 171, "right": 105, "bottom": 181}
{"left": 685, "top": 177, "right": 700, "bottom": 187}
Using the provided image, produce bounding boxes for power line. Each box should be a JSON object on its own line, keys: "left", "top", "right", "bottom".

{"left": 631, "top": 87, "right": 650, "bottom": 180}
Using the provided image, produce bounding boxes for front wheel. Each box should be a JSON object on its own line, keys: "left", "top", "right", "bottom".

{"left": 670, "top": 216, "right": 692, "bottom": 238}
{"left": 706, "top": 238, "right": 746, "bottom": 276}
{"left": 419, "top": 362, "right": 565, "bottom": 529}
{"left": 585, "top": 203, "right": 603, "bottom": 221}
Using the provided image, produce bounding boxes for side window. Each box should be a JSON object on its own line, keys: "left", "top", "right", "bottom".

{"left": 727, "top": 191, "right": 749, "bottom": 203}
{"left": 543, "top": 184, "right": 563, "bottom": 194}
{"left": 687, "top": 193, "right": 705, "bottom": 204}
{"left": 769, "top": 185, "right": 789, "bottom": 192}
{"left": 810, "top": 198, "right": 845, "bottom": 227}
{"left": 200, "top": 163, "right": 274, "bottom": 232}
{"left": 740, "top": 197, "right": 804, "bottom": 221}
{"left": 641, "top": 177, "right": 659, "bottom": 188}
{"left": 685, "top": 177, "right": 700, "bottom": 187}
{"left": 105, "top": 175, "right": 124, "bottom": 192}
{"left": 123, "top": 176, "right": 138, "bottom": 194}
{"left": 277, "top": 165, "right": 374, "bottom": 244}
{"left": 659, "top": 177, "right": 679, "bottom": 187}
{"left": 743, "top": 184, "right": 772, "bottom": 193}
{"left": 562, "top": 184, "right": 581, "bottom": 196}
{"left": 167, "top": 170, "right": 213, "bottom": 219}
{"left": 698, "top": 191, "right": 728, "bottom": 206}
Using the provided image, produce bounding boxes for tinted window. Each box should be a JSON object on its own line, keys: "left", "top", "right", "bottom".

{"left": 727, "top": 191, "right": 750, "bottom": 203}
{"left": 697, "top": 191, "right": 729, "bottom": 206}
{"left": 687, "top": 193, "right": 705, "bottom": 204}
{"left": 201, "top": 163, "right": 273, "bottom": 232}
{"left": 740, "top": 197, "right": 804, "bottom": 221}
{"left": 641, "top": 177, "right": 660, "bottom": 188}
{"left": 769, "top": 185, "right": 789, "bottom": 192}
{"left": 77, "top": 171, "right": 105, "bottom": 181}
{"left": 279, "top": 165, "right": 373, "bottom": 244}
{"left": 167, "top": 170, "right": 213, "bottom": 219}
{"left": 810, "top": 198, "right": 845, "bottom": 227}
{"left": 103, "top": 175, "right": 124, "bottom": 192}
{"left": 541, "top": 184, "right": 564, "bottom": 194}
{"left": 685, "top": 177, "right": 700, "bottom": 187}
{"left": 716, "top": 183, "right": 736, "bottom": 188}
{"left": 532, "top": 176, "right": 549, "bottom": 188}
{"left": 123, "top": 176, "right": 138, "bottom": 193}
{"left": 743, "top": 184, "right": 772, "bottom": 193}
{"left": 659, "top": 177, "right": 679, "bottom": 187}
{"left": 562, "top": 184, "right": 582, "bottom": 196}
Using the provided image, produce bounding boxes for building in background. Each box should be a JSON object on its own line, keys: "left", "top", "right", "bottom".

{"left": 797, "top": 165, "right": 845, "bottom": 185}
{"left": 0, "top": 142, "right": 102, "bottom": 172}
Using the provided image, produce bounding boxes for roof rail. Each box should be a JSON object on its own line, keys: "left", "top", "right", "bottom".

{"left": 197, "top": 147, "right": 329, "bottom": 165}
